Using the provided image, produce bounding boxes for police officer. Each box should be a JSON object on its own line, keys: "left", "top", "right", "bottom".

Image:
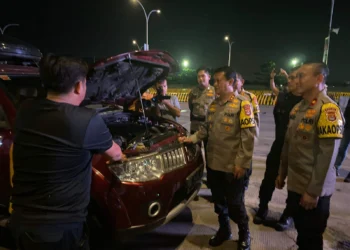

{"left": 236, "top": 73, "right": 260, "bottom": 190}
{"left": 179, "top": 67, "right": 256, "bottom": 250}
{"left": 276, "top": 62, "right": 342, "bottom": 250}
{"left": 188, "top": 67, "right": 216, "bottom": 134}
{"left": 254, "top": 67, "right": 302, "bottom": 231}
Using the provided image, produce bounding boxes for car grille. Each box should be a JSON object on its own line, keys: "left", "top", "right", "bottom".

{"left": 160, "top": 147, "right": 187, "bottom": 172}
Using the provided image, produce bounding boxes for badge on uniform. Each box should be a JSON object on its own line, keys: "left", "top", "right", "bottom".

{"left": 318, "top": 103, "right": 343, "bottom": 139}
{"left": 240, "top": 101, "right": 255, "bottom": 129}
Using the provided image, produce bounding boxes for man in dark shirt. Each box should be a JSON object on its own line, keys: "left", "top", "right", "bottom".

{"left": 9, "top": 54, "right": 125, "bottom": 250}
{"left": 253, "top": 67, "right": 302, "bottom": 231}
{"left": 334, "top": 98, "right": 350, "bottom": 177}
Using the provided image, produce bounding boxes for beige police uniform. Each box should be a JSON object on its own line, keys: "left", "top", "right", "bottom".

{"left": 241, "top": 89, "right": 260, "bottom": 135}
{"left": 188, "top": 85, "right": 215, "bottom": 132}
{"left": 189, "top": 91, "right": 256, "bottom": 172}
{"left": 280, "top": 91, "right": 343, "bottom": 197}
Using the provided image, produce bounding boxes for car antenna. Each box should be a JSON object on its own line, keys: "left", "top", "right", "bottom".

{"left": 126, "top": 54, "right": 150, "bottom": 137}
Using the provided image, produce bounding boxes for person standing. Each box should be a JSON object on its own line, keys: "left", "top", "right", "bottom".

{"left": 154, "top": 78, "right": 181, "bottom": 121}
{"left": 253, "top": 67, "right": 303, "bottom": 231}
{"left": 188, "top": 67, "right": 215, "bottom": 134}
{"left": 179, "top": 67, "right": 256, "bottom": 250}
{"left": 236, "top": 73, "right": 260, "bottom": 190}
{"left": 9, "top": 54, "right": 126, "bottom": 250}
{"left": 276, "top": 62, "right": 343, "bottom": 250}
{"left": 334, "top": 98, "right": 350, "bottom": 176}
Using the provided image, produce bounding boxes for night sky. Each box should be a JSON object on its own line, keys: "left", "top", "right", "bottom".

{"left": 1, "top": 0, "right": 349, "bottom": 82}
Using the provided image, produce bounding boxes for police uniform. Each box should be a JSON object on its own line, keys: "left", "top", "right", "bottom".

{"left": 255, "top": 90, "right": 302, "bottom": 224}
{"left": 240, "top": 89, "right": 260, "bottom": 189}
{"left": 280, "top": 91, "right": 343, "bottom": 249}
{"left": 188, "top": 85, "right": 216, "bottom": 133}
{"left": 189, "top": 92, "right": 255, "bottom": 249}
{"left": 240, "top": 89, "right": 260, "bottom": 129}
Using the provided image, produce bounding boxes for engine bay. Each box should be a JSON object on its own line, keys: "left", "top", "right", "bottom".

{"left": 98, "top": 108, "right": 180, "bottom": 153}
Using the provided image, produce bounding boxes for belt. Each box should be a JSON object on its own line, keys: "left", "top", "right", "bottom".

{"left": 191, "top": 116, "right": 205, "bottom": 122}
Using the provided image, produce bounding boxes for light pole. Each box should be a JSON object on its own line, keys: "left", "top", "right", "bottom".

{"left": 132, "top": 40, "right": 141, "bottom": 50}
{"left": 224, "top": 36, "right": 234, "bottom": 67}
{"left": 0, "top": 24, "right": 19, "bottom": 35}
{"left": 132, "top": 0, "right": 160, "bottom": 51}
{"left": 291, "top": 58, "right": 299, "bottom": 67}
{"left": 323, "top": 0, "right": 335, "bottom": 65}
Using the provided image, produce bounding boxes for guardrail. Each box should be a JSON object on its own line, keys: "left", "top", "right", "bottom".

{"left": 149, "top": 89, "right": 350, "bottom": 105}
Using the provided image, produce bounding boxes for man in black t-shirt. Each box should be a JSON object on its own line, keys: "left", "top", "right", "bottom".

{"left": 9, "top": 54, "right": 125, "bottom": 250}
{"left": 253, "top": 67, "right": 302, "bottom": 231}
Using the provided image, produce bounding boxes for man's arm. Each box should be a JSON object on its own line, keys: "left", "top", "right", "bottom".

{"left": 234, "top": 100, "right": 256, "bottom": 170}
{"left": 163, "top": 96, "right": 181, "bottom": 117}
{"left": 250, "top": 93, "right": 260, "bottom": 137}
{"left": 270, "top": 69, "right": 279, "bottom": 96}
{"left": 307, "top": 103, "right": 344, "bottom": 196}
{"left": 279, "top": 139, "right": 289, "bottom": 180}
{"left": 188, "top": 91, "right": 193, "bottom": 114}
{"left": 84, "top": 113, "right": 125, "bottom": 162}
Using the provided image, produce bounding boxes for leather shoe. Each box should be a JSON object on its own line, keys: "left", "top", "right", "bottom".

{"left": 209, "top": 227, "right": 232, "bottom": 247}
{"left": 275, "top": 216, "right": 292, "bottom": 231}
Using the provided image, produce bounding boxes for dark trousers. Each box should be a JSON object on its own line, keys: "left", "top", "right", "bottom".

{"left": 207, "top": 167, "right": 248, "bottom": 227}
{"left": 258, "top": 139, "right": 288, "bottom": 211}
{"left": 287, "top": 191, "right": 331, "bottom": 250}
{"left": 10, "top": 221, "right": 89, "bottom": 250}
{"left": 334, "top": 128, "right": 350, "bottom": 170}
{"left": 244, "top": 162, "right": 253, "bottom": 189}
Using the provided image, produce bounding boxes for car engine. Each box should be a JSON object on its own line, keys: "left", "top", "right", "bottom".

{"left": 98, "top": 108, "right": 180, "bottom": 152}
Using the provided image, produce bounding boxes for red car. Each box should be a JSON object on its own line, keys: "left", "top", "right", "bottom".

{"left": 0, "top": 36, "right": 204, "bottom": 247}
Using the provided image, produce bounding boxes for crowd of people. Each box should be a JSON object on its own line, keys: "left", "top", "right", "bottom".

{"left": 180, "top": 62, "right": 346, "bottom": 250}
{"left": 6, "top": 52, "right": 349, "bottom": 250}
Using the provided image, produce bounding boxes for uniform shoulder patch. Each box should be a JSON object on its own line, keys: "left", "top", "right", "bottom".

{"left": 318, "top": 103, "right": 343, "bottom": 139}
{"left": 240, "top": 100, "right": 256, "bottom": 128}
{"left": 248, "top": 92, "right": 260, "bottom": 113}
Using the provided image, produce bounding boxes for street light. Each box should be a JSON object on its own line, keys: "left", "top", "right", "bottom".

{"left": 323, "top": 0, "right": 337, "bottom": 65}
{"left": 0, "top": 24, "right": 19, "bottom": 35}
{"left": 182, "top": 60, "right": 189, "bottom": 68}
{"left": 224, "top": 36, "right": 234, "bottom": 67}
{"left": 132, "top": 0, "right": 161, "bottom": 51}
{"left": 132, "top": 40, "right": 141, "bottom": 50}
{"left": 291, "top": 58, "right": 299, "bottom": 67}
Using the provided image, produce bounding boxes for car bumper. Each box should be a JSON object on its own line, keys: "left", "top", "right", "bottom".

{"left": 115, "top": 181, "right": 201, "bottom": 240}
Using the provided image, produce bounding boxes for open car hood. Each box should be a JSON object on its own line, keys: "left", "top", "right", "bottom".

{"left": 84, "top": 50, "right": 179, "bottom": 107}
{"left": 0, "top": 35, "right": 42, "bottom": 62}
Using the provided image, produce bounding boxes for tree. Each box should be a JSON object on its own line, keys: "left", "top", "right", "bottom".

{"left": 254, "top": 61, "right": 287, "bottom": 87}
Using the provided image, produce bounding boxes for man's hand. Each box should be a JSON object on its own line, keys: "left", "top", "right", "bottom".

{"left": 161, "top": 99, "right": 171, "bottom": 105}
{"left": 275, "top": 175, "right": 286, "bottom": 189}
{"left": 121, "top": 153, "right": 127, "bottom": 162}
{"left": 280, "top": 68, "right": 288, "bottom": 77}
{"left": 270, "top": 68, "right": 277, "bottom": 79}
{"left": 178, "top": 136, "right": 193, "bottom": 143}
{"left": 233, "top": 166, "right": 246, "bottom": 179}
{"left": 300, "top": 192, "right": 319, "bottom": 210}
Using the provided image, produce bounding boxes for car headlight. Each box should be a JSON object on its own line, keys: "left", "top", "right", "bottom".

{"left": 108, "top": 154, "right": 163, "bottom": 182}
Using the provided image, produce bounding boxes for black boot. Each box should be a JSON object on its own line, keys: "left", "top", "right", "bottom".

{"left": 238, "top": 223, "right": 251, "bottom": 250}
{"left": 275, "top": 215, "right": 292, "bottom": 231}
{"left": 209, "top": 225, "right": 232, "bottom": 247}
{"left": 253, "top": 205, "right": 268, "bottom": 224}
{"left": 209, "top": 215, "right": 232, "bottom": 247}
